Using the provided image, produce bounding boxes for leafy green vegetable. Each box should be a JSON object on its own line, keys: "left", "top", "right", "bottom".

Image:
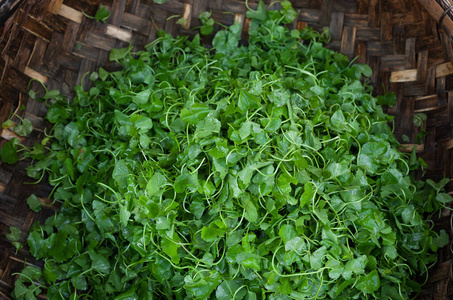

{"left": 95, "top": 4, "right": 111, "bottom": 23}
{"left": 83, "top": 4, "right": 111, "bottom": 23}
{"left": 2, "top": 115, "right": 33, "bottom": 137}
{"left": 1, "top": 138, "right": 19, "bottom": 164}
{"left": 10, "top": 1, "right": 451, "bottom": 299}
{"left": 27, "top": 194, "right": 42, "bottom": 212}
{"left": 2, "top": 119, "right": 14, "bottom": 129}
{"left": 11, "top": 266, "right": 44, "bottom": 300}
{"left": 6, "top": 226, "right": 23, "bottom": 252}
{"left": 199, "top": 11, "right": 214, "bottom": 36}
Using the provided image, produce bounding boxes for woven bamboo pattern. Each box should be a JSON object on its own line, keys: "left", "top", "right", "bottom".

{"left": 0, "top": 0, "right": 452, "bottom": 299}
{"left": 436, "top": 0, "right": 453, "bottom": 26}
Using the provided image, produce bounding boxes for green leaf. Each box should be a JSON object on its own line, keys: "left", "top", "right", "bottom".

{"left": 377, "top": 92, "right": 396, "bottom": 106}
{"left": 161, "top": 237, "right": 180, "bottom": 264}
{"left": 190, "top": 197, "right": 205, "bottom": 219}
{"left": 216, "top": 280, "right": 246, "bottom": 300}
{"left": 88, "top": 249, "right": 111, "bottom": 274}
{"left": 27, "top": 231, "right": 51, "bottom": 258}
{"left": 277, "top": 172, "right": 297, "bottom": 195}
{"left": 184, "top": 270, "right": 222, "bottom": 299}
{"left": 46, "top": 104, "right": 69, "bottom": 123}
{"left": 426, "top": 178, "right": 450, "bottom": 192}
{"left": 135, "top": 117, "right": 153, "bottom": 133}
{"left": 327, "top": 260, "right": 343, "bottom": 279}
{"left": 199, "top": 12, "right": 214, "bottom": 36}
{"left": 238, "top": 163, "right": 265, "bottom": 186}
{"left": 241, "top": 194, "right": 258, "bottom": 223}
{"left": 357, "top": 154, "right": 379, "bottom": 174}
{"left": 180, "top": 103, "right": 211, "bottom": 124}
{"left": 310, "top": 246, "right": 327, "bottom": 270}
{"left": 6, "top": 226, "right": 21, "bottom": 242}
{"left": 228, "top": 174, "right": 243, "bottom": 198}
{"left": 153, "top": 0, "right": 167, "bottom": 4}
{"left": 119, "top": 203, "right": 131, "bottom": 227}
{"left": 0, "top": 138, "right": 19, "bottom": 164}
{"left": 238, "top": 121, "right": 253, "bottom": 140}
{"left": 2, "top": 119, "right": 14, "bottom": 129}
{"left": 27, "top": 194, "right": 42, "bottom": 212}
{"left": 146, "top": 172, "right": 167, "bottom": 197}
{"left": 300, "top": 182, "right": 314, "bottom": 208}
{"left": 384, "top": 245, "right": 398, "bottom": 260}
{"left": 22, "top": 266, "right": 42, "bottom": 280}
{"left": 199, "top": 11, "right": 211, "bottom": 22}
{"left": 43, "top": 261, "right": 60, "bottom": 284}
{"left": 176, "top": 17, "right": 187, "bottom": 27}
{"left": 326, "top": 162, "right": 349, "bottom": 179}
{"left": 64, "top": 157, "right": 75, "bottom": 181}
{"left": 109, "top": 46, "right": 131, "bottom": 61}
{"left": 279, "top": 224, "right": 297, "bottom": 244}
{"left": 238, "top": 90, "right": 260, "bottom": 114}
{"left": 151, "top": 256, "right": 172, "bottom": 283}
{"left": 433, "top": 229, "right": 450, "bottom": 248}
{"left": 268, "top": 88, "right": 290, "bottom": 107}
{"left": 285, "top": 236, "right": 305, "bottom": 252}
{"left": 345, "top": 255, "right": 367, "bottom": 275}
{"left": 132, "top": 89, "right": 151, "bottom": 105}
{"left": 98, "top": 67, "right": 109, "bottom": 81}
{"left": 356, "top": 270, "right": 380, "bottom": 294}
{"left": 43, "top": 89, "right": 61, "bottom": 99}
{"left": 64, "top": 122, "right": 80, "bottom": 147}
{"left": 12, "top": 280, "right": 37, "bottom": 299}
{"left": 113, "top": 159, "right": 129, "bottom": 188}
{"left": 28, "top": 89, "right": 37, "bottom": 100}
{"left": 174, "top": 172, "right": 199, "bottom": 193}
{"left": 330, "top": 110, "right": 346, "bottom": 130}
{"left": 436, "top": 192, "right": 453, "bottom": 204}
{"left": 246, "top": 0, "right": 267, "bottom": 21}
{"left": 24, "top": 143, "right": 45, "bottom": 160}
{"left": 280, "top": 1, "right": 297, "bottom": 24}
{"left": 245, "top": 291, "right": 257, "bottom": 300}
{"left": 236, "top": 251, "right": 261, "bottom": 270}
{"left": 201, "top": 222, "right": 227, "bottom": 242}
{"left": 354, "top": 63, "right": 373, "bottom": 78}
{"left": 195, "top": 116, "right": 221, "bottom": 139}
{"left": 95, "top": 4, "right": 111, "bottom": 23}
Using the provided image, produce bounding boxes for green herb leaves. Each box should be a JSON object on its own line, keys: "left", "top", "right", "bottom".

{"left": 9, "top": 1, "right": 451, "bottom": 299}
{"left": 27, "top": 194, "right": 42, "bottom": 212}
{"left": 0, "top": 138, "right": 19, "bottom": 164}
{"left": 83, "top": 4, "right": 111, "bottom": 23}
{"left": 6, "top": 226, "right": 23, "bottom": 252}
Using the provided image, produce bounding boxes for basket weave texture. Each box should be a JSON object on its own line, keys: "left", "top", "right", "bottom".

{"left": 0, "top": 0, "right": 452, "bottom": 299}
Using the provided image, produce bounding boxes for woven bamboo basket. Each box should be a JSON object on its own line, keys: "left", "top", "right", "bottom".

{"left": 0, "top": 0, "right": 452, "bottom": 299}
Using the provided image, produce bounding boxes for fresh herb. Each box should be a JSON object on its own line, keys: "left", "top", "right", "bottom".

{"left": 176, "top": 16, "right": 187, "bottom": 27}
{"left": 27, "top": 194, "right": 42, "bottom": 212}
{"left": 413, "top": 113, "right": 428, "bottom": 144}
{"left": 11, "top": 267, "right": 44, "bottom": 300}
{"left": 6, "top": 226, "right": 23, "bottom": 253}
{"left": 2, "top": 114, "right": 34, "bottom": 137}
{"left": 7, "top": 1, "right": 452, "bottom": 299}
{"left": 0, "top": 114, "right": 41, "bottom": 164}
{"left": 14, "top": 117, "right": 33, "bottom": 137}
{"left": 1, "top": 138, "right": 20, "bottom": 164}
{"left": 2, "top": 119, "right": 15, "bottom": 129}
{"left": 199, "top": 11, "right": 215, "bottom": 36}
{"left": 83, "top": 4, "right": 111, "bottom": 23}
